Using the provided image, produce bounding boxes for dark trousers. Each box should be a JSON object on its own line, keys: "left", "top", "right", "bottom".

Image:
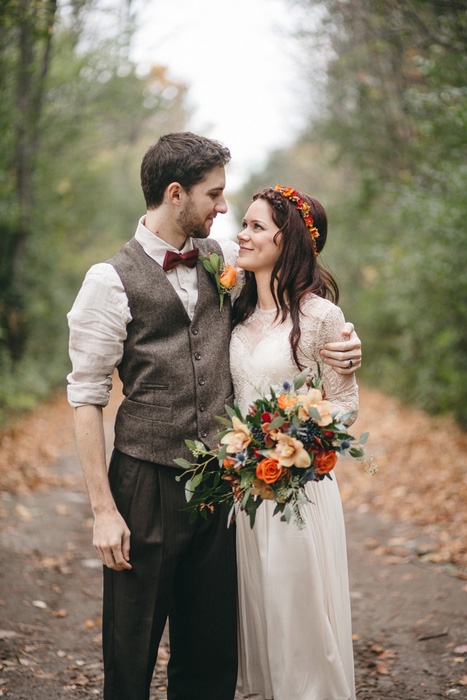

{"left": 102, "top": 450, "right": 238, "bottom": 700}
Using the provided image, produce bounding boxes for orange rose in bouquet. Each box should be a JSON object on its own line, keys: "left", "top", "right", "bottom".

{"left": 176, "top": 365, "right": 374, "bottom": 529}
{"left": 256, "top": 458, "right": 283, "bottom": 484}
{"left": 314, "top": 451, "right": 338, "bottom": 475}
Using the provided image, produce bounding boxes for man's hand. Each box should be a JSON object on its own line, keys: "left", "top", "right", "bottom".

{"left": 93, "top": 510, "right": 132, "bottom": 571}
{"left": 73, "top": 404, "right": 132, "bottom": 572}
{"left": 320, "top": 322, "right": 362, "bottom": 375}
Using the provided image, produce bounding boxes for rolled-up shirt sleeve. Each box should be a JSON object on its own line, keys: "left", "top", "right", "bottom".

{"left": 67, "top": 263, "right": 131, "bottom": 407}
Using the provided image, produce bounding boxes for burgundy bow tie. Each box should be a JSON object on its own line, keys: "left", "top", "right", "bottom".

{"left": 162, "top": 248, "right": 199, "bottom": 272}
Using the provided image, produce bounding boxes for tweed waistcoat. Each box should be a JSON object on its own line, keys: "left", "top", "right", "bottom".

{"left": 108, "top": 237, "right": 233, "bottom": 467}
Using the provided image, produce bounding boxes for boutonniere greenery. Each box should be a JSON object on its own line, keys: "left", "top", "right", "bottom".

{"left": 201, "top": 252, "right": 238, "bottom": 311}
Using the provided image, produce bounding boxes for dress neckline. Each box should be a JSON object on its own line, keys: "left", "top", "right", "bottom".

{"left": 255, "top": 306, "right": 278, "bottom": 314}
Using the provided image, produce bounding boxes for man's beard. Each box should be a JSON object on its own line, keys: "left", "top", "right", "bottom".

{"left": 177, "top": 199, "right": 211, "bottom": 239}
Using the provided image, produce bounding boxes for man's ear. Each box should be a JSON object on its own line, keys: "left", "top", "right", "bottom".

{"left": 166, "top": 182, "right": 184, "bottom": 205}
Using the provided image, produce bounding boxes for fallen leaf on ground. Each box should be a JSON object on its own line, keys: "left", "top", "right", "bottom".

{"left": 376, "top": 661, "right": 391, "bottom": 675}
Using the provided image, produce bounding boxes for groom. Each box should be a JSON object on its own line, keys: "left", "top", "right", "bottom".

{"left": 67, "top": 132, "right": 361, "bottom": 700}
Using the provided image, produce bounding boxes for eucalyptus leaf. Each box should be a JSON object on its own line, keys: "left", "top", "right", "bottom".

{"left": 359, "top": 432, "right": 369, "bottom": 445}
{"left": 215, "top": 415, "right": 233, "bottom": 427}
{"left": 173, "top": 457, "right": 193, "bottom": 469}
{"left": 185, "top": 478, "right": 195, "bottom": 502}
{"left": 191, "top": 473, "right": 203, "bottom": 489}
{"left": 280, "top": 504, "right": 292, "bottom": 524}
{"left": 293, "top": 367, "right": 310, "bottom": 391}
{"left": 268, "top": 416, "right": 285, "bottom": 430}
{"left": 307, "top": 406, "right": 322, "bottom": 422}
{"left": 337, "top": 411, "right": 354, "bottom": 424}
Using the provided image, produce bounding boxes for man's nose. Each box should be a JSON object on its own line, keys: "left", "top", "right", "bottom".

{"left": 215, "top": 196, "right": 228, "bottom": 214}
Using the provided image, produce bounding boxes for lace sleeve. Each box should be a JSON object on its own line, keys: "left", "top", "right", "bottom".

{"left": 298, "top": 299, "right": 359, "bottom": 426}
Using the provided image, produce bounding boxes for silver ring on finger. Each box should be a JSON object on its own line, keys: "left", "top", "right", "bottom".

{"left": 347, "top": 359, "right": 353, "bottom": 369}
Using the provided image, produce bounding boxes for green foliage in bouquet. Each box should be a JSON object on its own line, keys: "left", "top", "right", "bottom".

{"left": 175, "top": 367, "right": 375, "bottom": 528}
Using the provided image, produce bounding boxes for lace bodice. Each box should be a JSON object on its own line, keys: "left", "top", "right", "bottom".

{"left": 230, "top": 294, "right": 359, "bottom": 423}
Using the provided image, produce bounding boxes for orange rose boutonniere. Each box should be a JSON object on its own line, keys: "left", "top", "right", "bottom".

{"left": 201, "top": 252, "right": 238, "bottom": 311}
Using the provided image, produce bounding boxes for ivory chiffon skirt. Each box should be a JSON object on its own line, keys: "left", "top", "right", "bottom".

{"left": 236, "top": 475, "right": 356, "bottom": 700}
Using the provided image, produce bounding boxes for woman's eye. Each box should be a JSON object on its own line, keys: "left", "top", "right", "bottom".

{"left": 242, "top": 221, "right": 247, "bottom": 228}
{"left": 254, "top": 223, "right": 263, "bottom": 230}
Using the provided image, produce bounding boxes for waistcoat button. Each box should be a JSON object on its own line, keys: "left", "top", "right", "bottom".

{"left": 201, "top": 430, "right": 208, "bottom": 438}
{"left": 198, "top": 378, "right": 205, "bottom": 386}
{"left": 194, "top": 352, "right": 201, "bottom": 360}
{"left": 192, "top": 328, "right": 199, "bottom": 335}
{"left": 200, "top": 404, "right": 206, "bottom": 412}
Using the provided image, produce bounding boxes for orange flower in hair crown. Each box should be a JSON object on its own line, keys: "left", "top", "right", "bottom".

{"left": 274, "top": 185, "right": 319, "bottom": 256}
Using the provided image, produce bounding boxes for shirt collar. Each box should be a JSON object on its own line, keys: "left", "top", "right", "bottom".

{"left": 134, "top": 215, "right": 194, "bottom": 267}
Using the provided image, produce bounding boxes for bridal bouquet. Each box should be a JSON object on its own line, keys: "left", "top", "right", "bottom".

{"left": 175, "top": 367, "right": 374, "bottom": 528}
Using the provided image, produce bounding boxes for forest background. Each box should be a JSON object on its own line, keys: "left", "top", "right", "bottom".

{"left": 0, "top": 0, "right": 466, "bottom": 427}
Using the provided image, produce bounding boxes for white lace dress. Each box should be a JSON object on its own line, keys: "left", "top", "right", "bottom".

{"left": 230, "top": 294, "right": 358, "bottom": 700}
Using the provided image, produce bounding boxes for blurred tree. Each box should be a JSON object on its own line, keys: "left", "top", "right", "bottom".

{"left": 0, "top": 0, "right": 189, "bottom": 419}
{"left": 238, "top": 0, "right": 467, "bottom": 424}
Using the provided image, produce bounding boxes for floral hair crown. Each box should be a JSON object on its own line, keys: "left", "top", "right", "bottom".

{"left": 274, "top": 185, "right": 319, "bottom": 256}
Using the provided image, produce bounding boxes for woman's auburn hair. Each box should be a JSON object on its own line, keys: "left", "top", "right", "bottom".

{"left": 232, "top": 187, "right": 339, "bottom": 370}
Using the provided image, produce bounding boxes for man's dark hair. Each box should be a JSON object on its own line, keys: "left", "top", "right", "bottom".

{"left": 141, "top": 132, "right": 231, "bottom": 208}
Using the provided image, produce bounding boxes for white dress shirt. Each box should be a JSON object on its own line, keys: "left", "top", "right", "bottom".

{"left": 67, "top": 216, "right": 240, "bottom": 408}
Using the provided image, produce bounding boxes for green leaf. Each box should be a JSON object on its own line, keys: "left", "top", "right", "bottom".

{"left": 293, "top": 367, "right": 310, "bottom": 391}
{"left": 215, "top": 415, "right": 233, "bottom": 427}
{"left": 173, "top": 457, "right": 193, "bottom": 469}
{"left": 202, "top": 259, "right": 216, "bottom": 274}
{"left": 280, "top": 504, "right": 292, "bottom": 524}
{"left": 213, "top": 427, "right": 231, "bottom": 441}
{"left": 349, "top": 447, "right": 364, "bottom": 458}
{"left": 191, "top": 473, "right": 203, "bottom": 489}
{"left": 210, "top": 253, "right": 220, "bottom": 270}
{"left": 189, "top": 509, "right": 198, "bottom": 524}
{"left": 359, "top": 432, "right": 369, "bottom": 445}
{"left": 307, "top": 406, "right": 322, "bottom": 422}
{"left": 268, "top": 416, "right": 285, "bottom": 430}
{"left": 337, "top": 411, "right": 355, "bottom": 424}
{"left": 217, "top": 444, "right": 228, "bottom": 462}
{"left": 185, "top": 478, "right": 196, "bottom": 502}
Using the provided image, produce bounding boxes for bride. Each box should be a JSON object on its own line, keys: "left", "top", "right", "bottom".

{"left": 230, "top": 186, "right": 358, "bottom": 700}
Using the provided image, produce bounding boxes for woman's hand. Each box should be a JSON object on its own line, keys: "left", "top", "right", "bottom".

{"left": 320, "top": 322, "right": 362, "bottom": 375}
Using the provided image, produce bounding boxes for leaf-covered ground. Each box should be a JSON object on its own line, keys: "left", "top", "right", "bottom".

{"left": 0, "top": 383, "right": 466, "bottom": 698}
{"left": 1, "top": 382, "right": 466, "bottom": 573}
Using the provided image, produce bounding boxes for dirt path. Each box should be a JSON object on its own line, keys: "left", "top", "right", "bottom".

{"left": 1, "top": 400, "right": 467, "bottom": 698}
